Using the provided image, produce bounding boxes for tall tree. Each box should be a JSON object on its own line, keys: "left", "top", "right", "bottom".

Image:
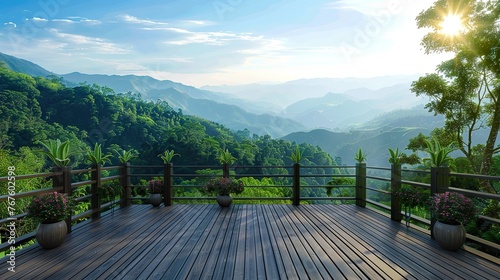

{"left": 412, "top": 0, "right": 500, "bottom": 192}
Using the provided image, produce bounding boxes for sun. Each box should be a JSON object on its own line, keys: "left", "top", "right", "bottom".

{"left": 440, "top": 13, "right": 464, "bottom": 36}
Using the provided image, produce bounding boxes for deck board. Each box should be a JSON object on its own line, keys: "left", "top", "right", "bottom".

{"left": 3, "top": 204, "right": 499, "bottom": 280}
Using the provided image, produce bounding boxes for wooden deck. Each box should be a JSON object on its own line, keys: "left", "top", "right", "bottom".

{"left": 4, "top": 204, "right": 500, "bottom": 279}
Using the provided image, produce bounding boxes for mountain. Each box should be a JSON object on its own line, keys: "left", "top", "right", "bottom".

{"left": 147, "top": 88, "right": 305, "bottom": 136}
{"left": 281, "top": 83, "right": 428, "bottom": 131}
{"left": 282, "top": 107, "right": 445, "bottom": 166}
{"left": 0, "top": 53, "right": 303, "bottom": 138}
{"left": 0, "top": 52, "right": 54, "bottom": 78}
{"left": 201, "top": 75, "right": 422, "bottom": 111}
{"left": 60, "top": 72, "right": 304, "bottom": 137}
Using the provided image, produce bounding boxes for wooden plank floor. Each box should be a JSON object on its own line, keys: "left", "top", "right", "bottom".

{"left": 4, "top": 204, "right": 500, "bottom": 279}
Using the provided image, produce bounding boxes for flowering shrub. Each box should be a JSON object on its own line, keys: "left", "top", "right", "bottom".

{"left": 395, "top": 186, "right": 427, "bottom": 208}
{"left": 148, "top": 179, "right": 163, "bottom": 194}
{"left": 431, "top": 191, "right": 477, "bottom": 225}
{"left": 26, "top": 192, "right": 74, "bottom": 223}
{"left": 204, "top": 177, "right": 244, "bottom": 195}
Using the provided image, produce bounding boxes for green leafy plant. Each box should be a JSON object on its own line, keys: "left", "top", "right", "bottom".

{"left": 216, "top": 148, "right": 236, "bottom": 165}
{"left": 147, "top": 179, "right": 163, "bottom": 194}
{"left": 388, "top": 148, "right": 404, "bottom": 165}
{"left": 204, "top": 177, "right": 244, "bottom": 196}
{"left": 86, "top": 143, "right": 113, "bottom": 166}
{"left": 431, "top": 192, "right": 477, "bottom": 225}
{"left": 158, "top": 149, "right": 180, "bottom": 164}
{"left": 37, "top": 139, "right": 72, "bottom": 166}
{"left": 288, "top": 146, "right": 304, "bottom": 164}
{"left": 423, "top": 138, "right": 455, "bottom": 167}
{"left": 26, "top": 192, "right": 75, "bottom": 223}
{"left": 113, "top": 148, "right": 138, "bottom": 163}
{"left": 354, "top": 148, "right": 367, "bottom": 163}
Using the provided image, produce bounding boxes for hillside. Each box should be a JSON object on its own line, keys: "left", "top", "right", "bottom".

{"left": 0, "top": 52, "right": 54, "bottom": 78}
{"left": 283, "top": 108, "right": 445, "bottom": 166}
{"left": 0, "top": 65, "right": 332, "bottom": 169}
{"left": 0, "top": 52, "right": 304, "bottom": 138}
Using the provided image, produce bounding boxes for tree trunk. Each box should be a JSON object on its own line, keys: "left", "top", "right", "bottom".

{"left": 480, "top": 99, "right": 500, "bottom": 193}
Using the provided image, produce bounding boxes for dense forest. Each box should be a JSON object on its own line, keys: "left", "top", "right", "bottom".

{"left": 0, "top": 64, "right": 334, "bottom": 169}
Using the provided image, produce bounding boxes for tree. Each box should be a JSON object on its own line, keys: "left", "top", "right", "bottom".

{"left": 412, "top": 0, "right": 500, "bottom": 192}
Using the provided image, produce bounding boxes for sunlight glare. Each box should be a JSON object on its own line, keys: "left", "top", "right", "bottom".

{"left": 440, "top": 13, "right": 464, "bottom": 36}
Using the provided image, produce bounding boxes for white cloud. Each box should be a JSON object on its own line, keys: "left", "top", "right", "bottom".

{"left": 32, "top": 17, "right": 48, "bottom": 22}
{"left": 119, "top": 14, "right": 168, "bottom": 26}
{"left": 4, "top": 22, "right": 17, "bottom": 28}
{"left": 49, "top": 29, "right": 131, "bottom": 54}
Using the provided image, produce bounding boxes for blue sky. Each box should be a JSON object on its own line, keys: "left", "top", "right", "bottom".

{"left": 0, "top": 0, "right": 446, "bottom": 86}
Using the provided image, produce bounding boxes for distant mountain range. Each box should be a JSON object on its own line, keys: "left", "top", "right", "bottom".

{"left": 0, "top": 52, "right": 446, "bottom": 165}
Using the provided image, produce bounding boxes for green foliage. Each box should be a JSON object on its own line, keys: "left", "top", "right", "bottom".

{"left": 354, "top": 148, "right": 367, "bottom": 163}
{"left": 414, "top": 0, "right": 500, "bottom": 180}
{"left": 423, "top": 138, "right": 455, "bottom": 167}
{"left": 158, "top": 149, "right": 180, "bottom": 164}
{"left": 288, "top": 146, "right": 304, "bottom": 164}
{"left": 216, "top": 148, "right": 237, "bottom": 165}
{"left": 85, "top": 143, "right": 112, "bottom": 166}
{"left": 113, "top": 148, "right": 138, "bottom": 163}
{"left": 388, "top": 148, "right": 403, "bottom": 165}
{"left": 37, "top": 139, "right": 72, "bottom": 166}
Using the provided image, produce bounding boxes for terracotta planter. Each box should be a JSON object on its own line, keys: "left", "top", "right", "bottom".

{"left": 216, "top": 195, "right": 232, "bottom": 207}
{"left": 150, "top": 193, "right": 162, "bottom": 207}
{"left": 434, "top": 221, "right": 466, "bottom": 251}
{"left": 36, "top": 220, "right": 67, "bottom": 249}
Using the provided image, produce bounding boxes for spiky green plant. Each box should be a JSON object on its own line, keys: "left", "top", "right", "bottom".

{"left": 288, "top": 146, "right": 304, "bottom": 164}
{"left": 113, "top": 148, "right": 138, "bottom": 163}
{"left": 158, "top": 149, "right": 180, "bottom": 164}
{"left": 388, "top": 148, "right": 403, "bottom": 165}
{"left": 354, "top": 148, "right": 367, "bottom": 163}
{"left": 86, "top": 143, "right": 113, "bottom": 166}
{"left": 216, "top": 148, "right": 236, "bottom": 165}
{"left": 38, "top": 139, "right": 71, "bottom": 166}
{"left": 423, "top": 138, "right": 455, "bottom": 167}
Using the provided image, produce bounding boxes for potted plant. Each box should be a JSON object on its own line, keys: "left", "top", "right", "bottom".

{"left": 430, "top": 191, "right": 477, "bottom": 251}
{"left": 394, "top": 186, "right": 427, "bottom": 227}
{"left": 147, "top": 179, "right": 163, "bottom": 207}
{"left": 37, "top": 139, "right": 72, "bottom": 166}
{"left": 26, "top": 191, "right": 74, "bottom": 249}
{"left": 204, "top": 177, "right": 244, "bottom": 207}
{"left": 158, "top": 149, "right": 180, "bottom": 164}
{"left": 354, "top": 148, "right": 367, "bottom": 163}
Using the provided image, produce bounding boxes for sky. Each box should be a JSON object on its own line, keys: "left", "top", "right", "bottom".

{"left": 0, "top": 0, "right": 448, "bottom": 87}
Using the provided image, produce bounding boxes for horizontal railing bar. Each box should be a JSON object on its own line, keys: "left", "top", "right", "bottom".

{"left": 367, "top": 166, "right": 391, "bottom": 171}
{"left": 71, "top": 180, "right": 94, "bottom": 188}
{"left": 0, "top": 232, "right": 35, "bottom": 252}
{"left": 0, "top": 187, "right": 63, "bottom": 202}
{"left": 401, "top": 180, "right": 430, "bottom": 189}
{"left": 75, "top": 194, "right": 92, "bottom": 202}
{"left": 101, "top": 175, "right": 122, "bottom": 183}
{"left": 101, "top": 166, "right": 121, "bottom": 171}
{"left": 71, "top": 168, "right": 92, "bottom": 174}
{"left": 366, "top": 187, "right": 391, "bottom": 195}
{"left": 451, "top": 172, "right": 500, "bottom": 182}
{"left": 301, "top": 197, "right": 355, "bottom": 201}
{"left": 0, "top": 213, "right": 28, "bottom": 225}
{"left": 448, "top": 187, "right": 500, "bottom": 200}
{"left": 366, "top": 199, "right": 391, "bottom": 211}
{"left": 366, "top": 175, "right": 391, "bottom": 182}
{"left": 0, "top": 171, "right": 58, "bottom": 182}
{"left": 478, "top": 215, "right": 500, "bottom": 225}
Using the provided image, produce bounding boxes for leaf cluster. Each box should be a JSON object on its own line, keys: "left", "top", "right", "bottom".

{"left": 37, "top": 139, "right": 72, "bottom": 166}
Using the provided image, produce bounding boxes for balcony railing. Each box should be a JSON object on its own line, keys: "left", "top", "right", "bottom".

{"left": 1, "top": 163, "right": 499, "bottom": 258}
